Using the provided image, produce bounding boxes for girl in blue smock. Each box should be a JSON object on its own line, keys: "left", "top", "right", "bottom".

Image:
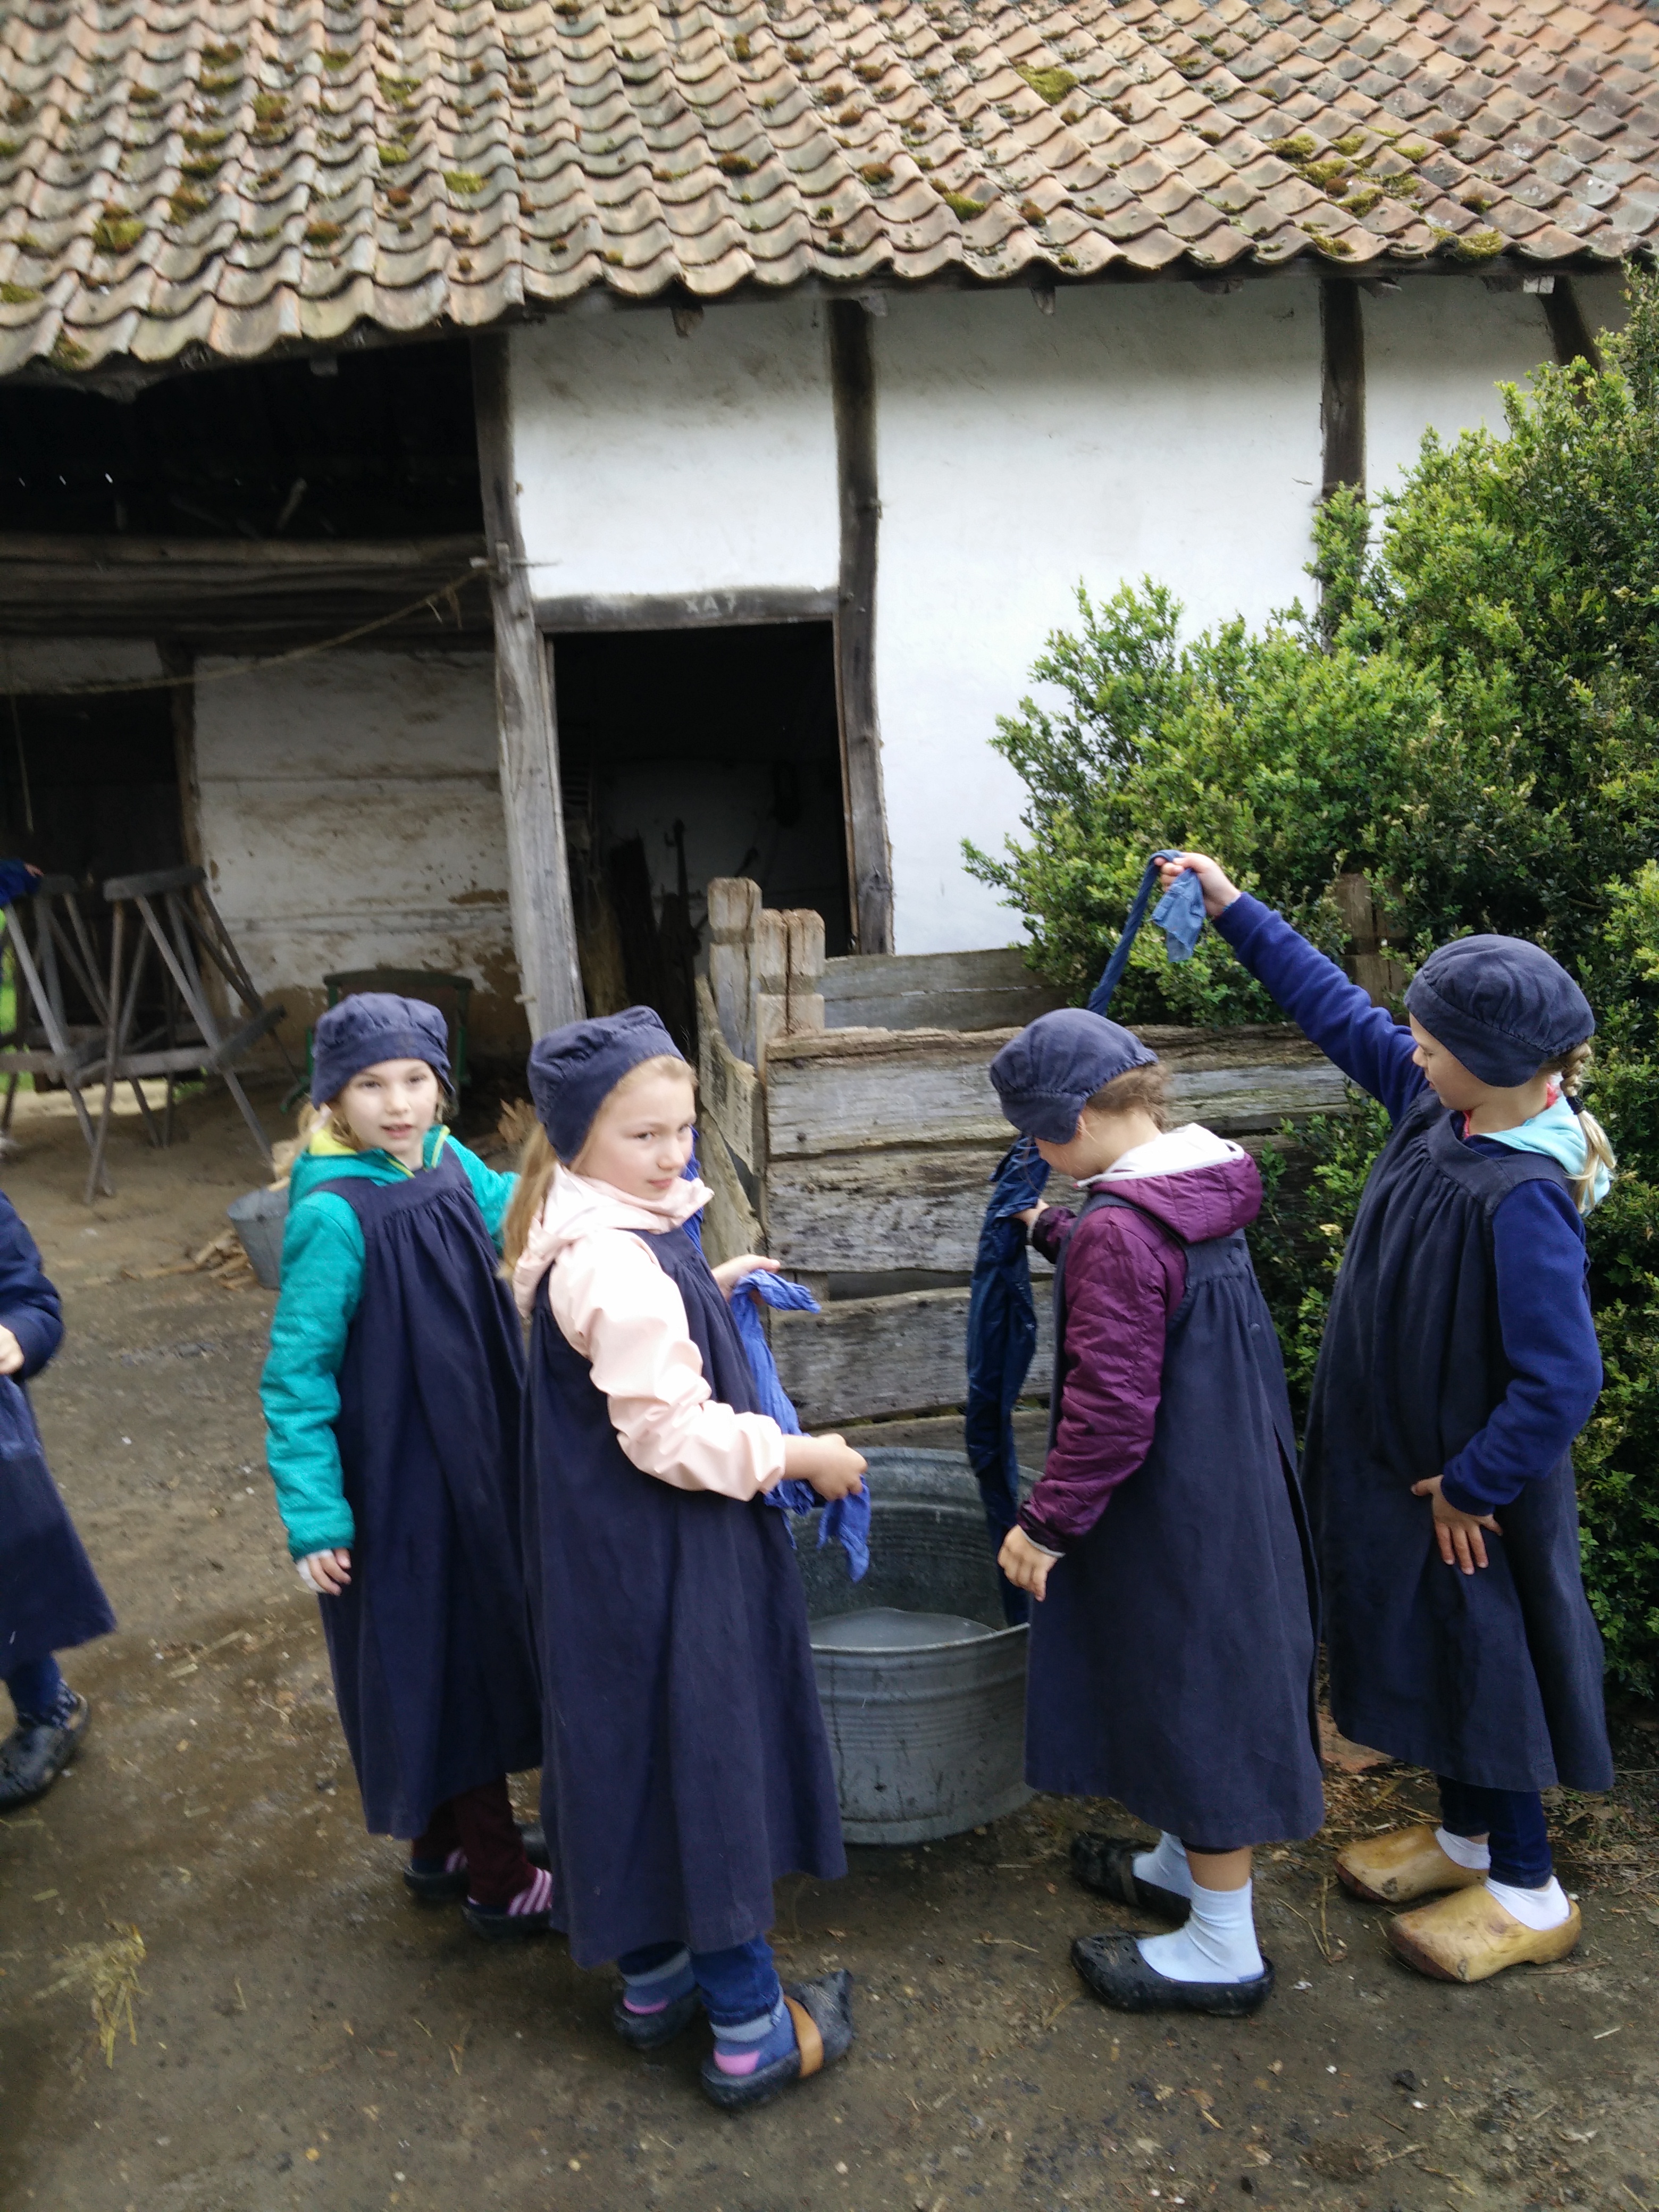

{"left": 0, "top": 1192, "right": 114, "bottom": 1809}
{"left": 262, "top": 994, "right": 545, "bottom": 1934}
{"left": 504, "top": 1007, "right": 864, "bottom": 2110}
{"left": 1161, "top": 856, "right": 1614, "bottom": 1987}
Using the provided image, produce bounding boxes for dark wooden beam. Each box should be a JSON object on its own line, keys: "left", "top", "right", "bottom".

{"left": 1542, "top": 278, "right": 1603, "bottom": 374}
{"left": 471, "top": 333, "right": 585, "bottom": 1035}
{"left": 828, "top": 300, "right": 894, "bottom": 957}
{"left": 0, "top": 532, "right": 490, "bottom": 641}
{"left": 1320, "top": 280, "right": 1365, "bottom": 499}
{"left": 535, "top": 585, "right": 837, "bottom": 633}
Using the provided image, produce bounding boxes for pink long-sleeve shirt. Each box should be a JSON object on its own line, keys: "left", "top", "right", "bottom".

{"left": 513, "top": 1164, "right": 787, "bottom": 1499}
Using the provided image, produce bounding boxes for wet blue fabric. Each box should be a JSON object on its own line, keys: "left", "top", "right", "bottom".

{"left": 311, "top": 992, "right": 450, "bottom": 1107}
{"left": 0, "top": 1199, "right": 114, "bottom": 1676}
{"left": 523, "top": 1220, "right": 844, "bottom": 1969}
{"left": 728, "top": 1270, "right": 870, "bottom": 1581}
{"left": 308, "top": 1145, "right": 540, "bottom": 1836}
{"left": 1438, "top": 1777, "right": 1552, "bottom": 1888}
{"left": 966, "top": 850, "right": 1205, "bottom": 1615}
{"left": 1025, "top": 1188, "right": 1324, "bottom": 1842}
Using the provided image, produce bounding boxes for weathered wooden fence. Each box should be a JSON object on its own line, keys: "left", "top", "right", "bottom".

{"left": 697, "top": 879, "right": 1349, "bottom": 1431}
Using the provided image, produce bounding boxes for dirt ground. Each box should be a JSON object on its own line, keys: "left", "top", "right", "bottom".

{"left": 3, "top": 1077, "right": 1658, "bottom": 2212}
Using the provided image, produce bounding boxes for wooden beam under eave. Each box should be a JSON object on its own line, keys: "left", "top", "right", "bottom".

{"left": 1541, "top": 277, "right": 1604, "bottom": 375}
{"left": 1320, "top": 280, "right": 1365, "bottom": 500}
{"left": 471, "top": 334, "right": 585, "bottom": 1038}
{"left": 828, "top": 301, "right": 894, "bottom": 957}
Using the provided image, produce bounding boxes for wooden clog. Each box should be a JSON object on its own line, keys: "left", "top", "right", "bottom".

{"left": 1386, "top": 1884, "right": 1582, "bottom": 1983}
{"left": 1335, "top": 1823, "right": 1487, "bottom": 1905}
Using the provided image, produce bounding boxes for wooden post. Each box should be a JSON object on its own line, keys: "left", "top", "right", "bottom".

{"left": 707, "top": 876, "right": 762, "bottom": 1060}
{"left": 828, "top": 301, "right": 894, "bottom": 955}
{"left": 752, "top": 906, "right": 826, "bottom": 1066}
{"left": 1541, "top": 278, "right": 1603, "bottom": 375}
{"left": 472, "top": 333, "right": 584, "bottom": 1035}
{"left": 1333, "top": 872, "right": 1404, "bottom": 1003}
{"left": 1320, "top": 282, "right": 1365, "bottom": 500}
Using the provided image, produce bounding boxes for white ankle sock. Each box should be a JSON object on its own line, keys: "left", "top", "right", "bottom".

{"left": 1137, "top": 1879, "right": 1263, "bottom": 1985}
{"left": 1132, "top": 1831, "right": 1195, "bottom": 1900}
{"left": 1435, "top": 1826, "right": 1491, "bottom": 1871}
{"left": 1485, "top": 1874, "right": 1572, "bottom": 1931}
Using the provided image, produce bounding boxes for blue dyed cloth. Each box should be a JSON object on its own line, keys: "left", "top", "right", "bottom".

{"left": 729, "top": 1271, "right": 870, "bottom": 1581}
{"left": 0, "top": 861, "right": 36, "bottom": 909}
{"left": 964, "top": 849, "right": 1209, "bottom": 1608}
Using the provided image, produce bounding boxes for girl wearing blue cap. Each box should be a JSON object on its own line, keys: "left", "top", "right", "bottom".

{"left": 988, "top": 1008, "right": 1323, "bottom": 2018}
{"left": 1160, "top": 856, "right": 1615, "bottom": 1984}
{"left": 502, "top": 1006, "right": 864, "bottom": 2109}
{"left": 261, "top": 994, "right": 547, "bottom": 1933}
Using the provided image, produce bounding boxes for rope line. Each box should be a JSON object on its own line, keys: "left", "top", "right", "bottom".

{"left": 0, "top": 566, "right": 491, "bottom": 701}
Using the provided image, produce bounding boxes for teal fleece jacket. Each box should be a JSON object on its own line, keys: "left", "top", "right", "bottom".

{"left": 260, "top": 1126, "right": 516, "bottom": 1560}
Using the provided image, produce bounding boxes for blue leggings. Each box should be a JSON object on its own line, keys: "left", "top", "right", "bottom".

{"left": 1438, "top": 1777, "right": 1553, "bottom": 1888}
{"left": 617, "top": 1936, "right": 779, "bottom": 2027}
{"left": 5, "top": 1655, "right": 68, "bottom": 1725}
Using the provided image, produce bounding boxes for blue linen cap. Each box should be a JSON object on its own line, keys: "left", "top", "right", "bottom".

{"left": 528, "top": 1006, "right": 685, "bottom": 1160}
{"left": 311, "top": 992, "right": 451, "bottom": 1107}
{"left": 988, "top": 1007, "right": 1159, "bottom": 1144}
{"left": 1405, "top": 935, "right": 1594, "bottom": 1088}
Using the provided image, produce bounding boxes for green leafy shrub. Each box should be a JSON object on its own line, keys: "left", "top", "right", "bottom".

{"left": 971, "top": 272, "right": 1659, "bottom": 1689}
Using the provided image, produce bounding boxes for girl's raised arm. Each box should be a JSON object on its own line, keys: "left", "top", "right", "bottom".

{"left": 1162, "top": 856, "right": 1424, "bottom": 1120}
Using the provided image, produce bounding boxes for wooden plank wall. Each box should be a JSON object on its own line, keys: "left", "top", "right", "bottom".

{"left": 699, "top": 879, "right": 1355, "bottom": 1429}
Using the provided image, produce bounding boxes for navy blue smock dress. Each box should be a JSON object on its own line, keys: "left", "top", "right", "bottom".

{"left": 522, "top": 1222, "right": 845, "bottom": 1969}
{"left": 0, "top": 1196, "right": 114, "bottom": 1675}
{"left": 1308, "top": 1095, "right": 1613, "bottom": 1793}
{"left": 1026, "top": 1189, "right": 1325, "bottom": 1847}
{"left": 312, "top": 1149, "right": 541, "bottom": 1836}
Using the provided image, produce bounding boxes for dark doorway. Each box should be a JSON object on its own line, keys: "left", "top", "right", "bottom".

{"left": 0, "top": 689, "right": 185, "bottom": 1030}
{"left": 1, "top": 690, "right": 183, "bottom": 890}
{"left": 554, "top": 623, "right": 850, "bottom": 1046}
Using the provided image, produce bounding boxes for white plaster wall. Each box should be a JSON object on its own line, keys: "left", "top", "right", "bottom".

{"left": 871, "top": 283, "right": 1325, "bottom": 953}
{"left": 1363, "top": 276, "right": 1560, "bottom": 492}
{"left": 194, "top": 649, "right": 521, "bottom": 1043}
{"left": 510, "top": 299, "right": 840, "bottom": 598}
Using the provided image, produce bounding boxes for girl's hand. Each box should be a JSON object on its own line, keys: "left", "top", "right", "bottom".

{"left": 1411, "top": 1477, "right": 1501, "bottom": 1574}
{"left": 782, "top": 1433, "right": 867, "bottom": 1501}
{"left": 713, "top": 1254, "right": 780, "bottom": 1298}
{"left": 298, "top": 1547, "right": 352, "bottom": 1596}
{"left": 1015, "top": 1206, "right": 1043, "bottom": 1230}
{"left": 1155, "top": 852, "right": 1242, "bottom": 920}
{"left": 998, "top": 1526, "right": 1057, "bottom": 1601}
{"left": 0, "top": 1323, "right": 25, "bottom": 1377}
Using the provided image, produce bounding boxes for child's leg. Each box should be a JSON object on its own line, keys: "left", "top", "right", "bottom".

{"left": 1480, "top": 1788, "right": 1571, "bottom": 1929}
{"left": 1434, "top": 1777, "right": 1494, "bottom": 1871}
{"left": 450, "top": 1779, "right": 544, "bottom": 1910}
{"left": 1136, "top": 1842, "right": 1265, "bottom": 1985}
{"left": 1132, "top": 1831, "right": 1196, "bottom": 1900}
{"left": 690, "top": 1937, "right": 794, "bottom": 2077}
{"left": 410, "top": 1797, "right": 464, "bottom": 1870}
{"left": 5, "top": 1655, "right": 74, "bottom": 1726}
{"left": 617, "top": 1941, "right": 697, "bottom": 2016}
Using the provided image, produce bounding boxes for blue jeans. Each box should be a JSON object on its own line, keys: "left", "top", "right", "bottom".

{"left": 5, "top": 1655, "right": 66, "bottom": 1725}
{"left": 1438, "top": 1777, "right": 1552, "bottom": 1888}
{"left": 617, "top": 1936, "right": 780, "bottom": 2027}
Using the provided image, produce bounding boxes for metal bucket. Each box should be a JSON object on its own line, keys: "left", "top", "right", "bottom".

{"left": 227, "top": 1186, "right": 288, "bottom": 1289}
{"left": 792, "top": 1448, "right": 1032, "bottom": 1846}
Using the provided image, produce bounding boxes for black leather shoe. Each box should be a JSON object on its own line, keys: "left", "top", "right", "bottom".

{"left": 699, "top": 1970, "right": 855, "bottom": 2112}
{"left": 612, "top": 1988, "right": 701, "bottom": 2049}
{"left": 1072, "top": 1931, "right": 1275, "bottom": 2017}
{"left": 0, "top": 1693, "right": 89, "bottom": 1811}
{"left": 405, "top": 1821, "right": 549, "bottom": 1902}
{"left": 1070, "top": 1833, "right": 1191, "bottom": 1922}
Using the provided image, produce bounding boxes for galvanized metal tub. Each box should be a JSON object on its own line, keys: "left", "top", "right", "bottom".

{"left": 791, "top": 1448, "right": 1031, "bottom": 1846}
{"left": 227, "top": 1186, "right": 287, "bottom": 1289}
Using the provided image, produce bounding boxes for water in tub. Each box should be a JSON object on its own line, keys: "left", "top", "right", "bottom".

{"left": 809, "top": 1607, "right": 996, "bottom": 1650}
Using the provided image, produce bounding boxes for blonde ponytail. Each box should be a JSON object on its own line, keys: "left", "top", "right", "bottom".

{"left": 501, "top": 1121, "right": 558, "bottom": 1274}
{"left": 1546, "top": 1041, "right": 1616, "bottom": 1216}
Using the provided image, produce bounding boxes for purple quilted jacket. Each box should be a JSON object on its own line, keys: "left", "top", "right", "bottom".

{"left": 1021, "top": 1142, "right": 1264, "bottom": 1553}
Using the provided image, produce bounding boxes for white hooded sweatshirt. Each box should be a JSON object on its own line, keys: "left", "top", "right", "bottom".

{"left": 513, "top": 1163, "right": 786, "bottom": 1501}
